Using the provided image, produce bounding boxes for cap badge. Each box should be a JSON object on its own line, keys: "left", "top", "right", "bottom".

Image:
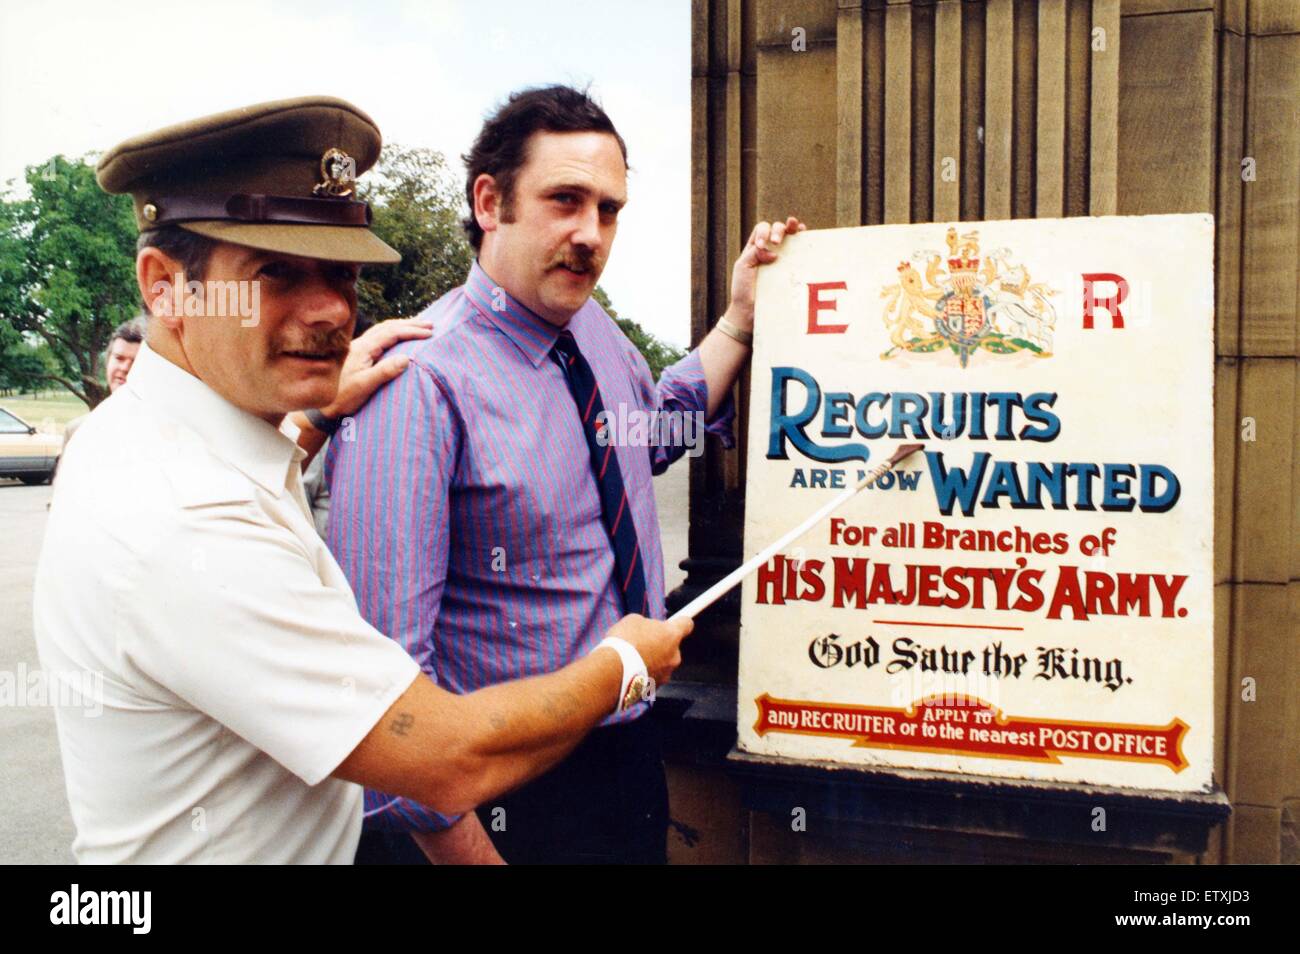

{"left": 314, "top": 148, "right": 357, "bottom": 198}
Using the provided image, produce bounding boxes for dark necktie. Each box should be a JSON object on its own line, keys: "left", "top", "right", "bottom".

{"left": 550, "top": 329, "right": 649, "bottom": 616}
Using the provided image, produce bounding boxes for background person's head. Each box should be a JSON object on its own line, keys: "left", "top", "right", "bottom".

{"left": 464, "top": 85, "right": 629, "bottom": 327}
{"left": 104, "top": 317, "right": 146, "bottom": 392}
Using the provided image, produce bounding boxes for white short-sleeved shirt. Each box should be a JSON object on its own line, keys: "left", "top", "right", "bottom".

{"left": 33, "top": 343, "right": 421, "bottom": 864}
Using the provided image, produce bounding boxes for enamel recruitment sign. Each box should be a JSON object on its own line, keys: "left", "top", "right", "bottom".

{"left": 736, "top": 214, "right": 1214, "bottom": 792}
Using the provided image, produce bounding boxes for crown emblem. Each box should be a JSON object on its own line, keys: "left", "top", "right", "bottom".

{"left": 880, "top": 225, "right": 1061, "bottom": 369}
{"left": 313, "top": 148, "right": 357, "bottom": 198}
{"left": 945, "top": 226, "right": 981, "bottom": 275}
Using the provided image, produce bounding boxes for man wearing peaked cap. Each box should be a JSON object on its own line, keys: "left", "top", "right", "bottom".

{"left": 32, "top": 96, "right": 691, "bottom": 864}
{"left": 93, "top": 95, "right": 408, "bottom": 429}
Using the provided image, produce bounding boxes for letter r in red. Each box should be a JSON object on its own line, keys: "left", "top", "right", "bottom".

{"left": 1081, "top": 273, "right": 1128, "bottom": 329}
{"left": 807, "top": 281, "right": 849, "bottom": 334}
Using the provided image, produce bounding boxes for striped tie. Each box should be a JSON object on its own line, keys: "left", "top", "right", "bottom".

{"left": 551, "top": 329, "right": 649, "bottom": 616}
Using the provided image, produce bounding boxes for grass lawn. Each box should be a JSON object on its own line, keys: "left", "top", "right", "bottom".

{"left": 0, "top": 393, "right": 89, "bottom": 434}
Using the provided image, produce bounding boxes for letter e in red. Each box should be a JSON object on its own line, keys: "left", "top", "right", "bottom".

{"left": 807, "top": 282, "right": 848, "bottom": 334}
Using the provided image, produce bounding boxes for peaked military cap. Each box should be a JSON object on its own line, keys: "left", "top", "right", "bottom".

{"left": 96, "top": 95, "right": 399, "bottom": 264}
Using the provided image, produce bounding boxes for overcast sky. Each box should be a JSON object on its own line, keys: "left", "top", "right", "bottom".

{"left": 0, "top": 0, "right": 693, "bottom": 345}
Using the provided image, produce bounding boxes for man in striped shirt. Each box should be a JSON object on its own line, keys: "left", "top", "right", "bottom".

{"left": 326, "top": 85, "right": 801, "bottom": 864}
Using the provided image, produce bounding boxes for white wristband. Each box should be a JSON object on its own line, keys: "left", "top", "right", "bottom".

{"left": 594, "top": 636, "right": 655, "bottom": 713}
{"left": 715, "top": 315, "right": 753, "bottom": 347}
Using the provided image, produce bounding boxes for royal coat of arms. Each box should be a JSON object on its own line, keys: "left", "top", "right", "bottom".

{"left": 880, "top": 227, "right": 1059, "bottom": 367}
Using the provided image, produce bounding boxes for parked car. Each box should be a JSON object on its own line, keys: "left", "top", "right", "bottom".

{"left": 0, "top": 406, "right": 61, "bottom": 485}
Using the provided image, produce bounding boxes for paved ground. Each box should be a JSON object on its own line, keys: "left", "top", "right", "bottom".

{"left": 656, "top": 462, "right": 690, "bottom": 595}
{"left": 0, "top": 463, "right": 691, "bottom": 863}
{"left": 0, "top": 480, "right": 76, "bottom": 863}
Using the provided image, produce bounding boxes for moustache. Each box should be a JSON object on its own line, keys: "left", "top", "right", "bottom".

{"left": 275, "top": 328, "right": 351, "bottom": 361}
{"left": 550, "top": 247, "right": 602, "bottom": 275}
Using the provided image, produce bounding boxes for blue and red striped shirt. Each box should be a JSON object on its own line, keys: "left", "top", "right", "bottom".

{"left": 325, "top": 261, "right": 733, "bottom": 831}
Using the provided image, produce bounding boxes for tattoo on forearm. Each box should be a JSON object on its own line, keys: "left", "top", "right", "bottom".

{"left": 390, "top": 711, "right": 415, "bottom": 736}
{"left": 541, "top": 689, "right": 581, "bottom": 724}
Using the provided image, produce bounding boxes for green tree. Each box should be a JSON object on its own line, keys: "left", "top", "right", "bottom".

{"left": 357, "top": 145, "right": 473, "bottom": 322}
{"left": 0, "top": 332, "right": 57, "bottom": 395}
{"left": 592, "top": 286, "right": 685, "bottom": 380}
{"left": 0, "top": 155, "right": 138, "bottom": 408}
{"left": 0, "top": 320, "right": 24, "bottom": 392}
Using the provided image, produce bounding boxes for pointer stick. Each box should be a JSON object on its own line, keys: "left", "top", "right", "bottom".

{"left": 668, "top": 444, "right": 925, "bottom": 622}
